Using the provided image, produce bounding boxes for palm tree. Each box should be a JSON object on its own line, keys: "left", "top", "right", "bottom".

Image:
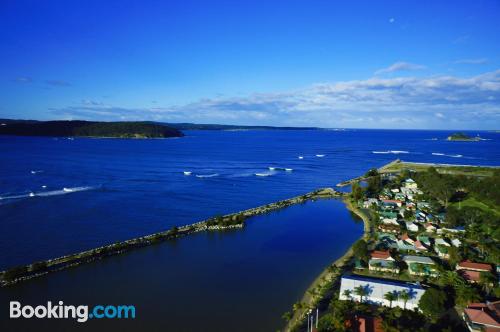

{"left": 479, "top": 271, "right": 497, "bottom": 295}
{"left": 354, "top": 285, "right": 369, "bottom": 303}
{"left": 384, "top": 291, "right": 397, "bottom": 308}
{"left": 399, "top": 290, "right": 411, "bottom": 309}
{"left": 343, "top": 289, "right": 353, "bottom": 301}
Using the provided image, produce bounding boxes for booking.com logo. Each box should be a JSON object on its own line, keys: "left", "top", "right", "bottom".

{"left": 10, "top": 301, "right": 135, "bottom": 322}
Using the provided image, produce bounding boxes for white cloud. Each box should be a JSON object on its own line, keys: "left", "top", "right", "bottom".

{"left": 50, "top": 70, "right": 500, "bottom": 129}
{"left": 374, "top": 62, "right": 426, "bottom": 75}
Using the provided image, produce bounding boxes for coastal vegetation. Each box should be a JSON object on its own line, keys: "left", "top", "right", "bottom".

{"left": 286, "top": 161, "right": 499, "bottom": 332}
{"left": 0, "top": 120, "right": 184, "bottom": 138}
{"left": 446, "top": 132, "right": 481, "bottom": 141}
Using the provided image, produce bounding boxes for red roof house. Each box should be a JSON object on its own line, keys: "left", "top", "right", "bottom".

{"left": 370, "top": 250, "right": 392, "bottom": 260}
{"left": 463, "top": 301, "right": 500, "bottom": 331}
{"left": 457, "top": 260, "right": 493, "bottom": 272}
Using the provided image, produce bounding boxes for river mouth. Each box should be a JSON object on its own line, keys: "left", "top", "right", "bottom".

{"left": 0, "top": 199, "right": 362, "bottom": 331}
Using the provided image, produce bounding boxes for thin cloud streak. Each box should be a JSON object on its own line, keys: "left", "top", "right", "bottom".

{"left": 374, "top": 62, "right": 426, "bottom": 75}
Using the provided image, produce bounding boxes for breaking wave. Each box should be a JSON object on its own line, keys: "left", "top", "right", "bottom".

{"left": 195, "top": 173, "right": 219, "bottom": 178}
{"left": 432, "top": 153, "right": 463, "bottom": 158}
{"left": 0, "top": 186, "right": 95, "bottom": 201}
{"left": 372, "top": 150, "right": 409, "bottom": 154}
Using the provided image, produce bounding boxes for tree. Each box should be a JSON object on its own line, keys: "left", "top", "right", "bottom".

{"left": 351, "top": 182, "right": 364, "bottom": 201}
{"left": 384, "top": 291, "right": 398, "bottom": 308}
{"left": 447, "top": 246, "right": 462, "bottom": 267}
{"left": 479, "top": 271, "right": 497, "bottom": 295}
{"left": 365, "top": 168, "right": 379, "bottom": 177}
{"left": 354, "top": 285, "right": 369, "bottom": 303}
{"left": 342, "top": 289, "right": 352, "bottom": 301}
{"left": 398, "top": 290, "right": 411, "bottom": 309}
{"left": 403, "top": 209, "right": 415, "bottom": 220}
{"left": 281, "top": 311, "right": 292, "bottom": 322}
{"left": 419, "top": 288, "right": 447, "bottom": 322}
{"left": 455, "top": 284, "right": 482, "bottom": 307}
{"left": 366, "top": 174, "right": 382, "bottom": 196}
{"left": 352, "top": 239, "right": 369, "bottom": 263}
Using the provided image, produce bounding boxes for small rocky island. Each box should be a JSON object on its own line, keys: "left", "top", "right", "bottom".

{"left": 446, "top": 132, "right": 481, "bottom": 141}
{"left": 0, "top": 120, "right": 183, "bottom": 138}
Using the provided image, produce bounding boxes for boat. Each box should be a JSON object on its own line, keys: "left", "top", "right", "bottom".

{"left": 268, "top": 167, "right": 275, "bottom": 170}
{"left": 29, "top": 192, "right": 35, "bottom": 197}
{"left": 298, "top": 156, "right": 304, "bottom": 159}
{"left": 63, "top": 188, "right": 73, "bottom": 192}
{"left": 183, "top": 171, "right": 192, "bottom": 176}
{"left": 316, "top": 154, "right": 325, "bottom": 157}
{"left": 285, "top": 168, "right": 293, "bottom": 171}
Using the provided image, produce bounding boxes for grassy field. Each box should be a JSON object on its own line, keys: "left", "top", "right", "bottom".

{"left": 379, "top": 160, "right": 498, "bottom": 177}
{"left": 451, "top": 197, "right": 500, "bottom": 217}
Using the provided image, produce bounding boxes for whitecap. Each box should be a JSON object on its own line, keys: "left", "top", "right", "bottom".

{"left": 316, "top": 154, "right": 325, "bottom": 157}
{"left": 285, "top": 168, "right": 293, "bottom": 171}
{"left": 183, "top": 171, "right": 192, "bottom": 176}
{"left": 255, "top": 172, "right": 273, "bottom": 177}
{"left": 298, "top": 156, "right": 304, "bottom": 159}
{"left": 0, "top": 186, "right": 94, "bottom": 201}
{"left": 195, "top": 173, "right": 219, "bottom": 178}
{"left": 372, "top": 150, "right": 409, "bottom": 155}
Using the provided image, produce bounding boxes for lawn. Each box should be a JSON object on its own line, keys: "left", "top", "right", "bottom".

{"left": 452, "top": 197, "right": 500, "bottom": 217}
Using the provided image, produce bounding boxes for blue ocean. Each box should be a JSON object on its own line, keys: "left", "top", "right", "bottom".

{"left": 0, "top": 129, "right": 498, "bottom": 331}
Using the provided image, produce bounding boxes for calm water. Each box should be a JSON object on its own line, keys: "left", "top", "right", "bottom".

{"left": 0, "top": 129, "right": 499, "bottom": 331}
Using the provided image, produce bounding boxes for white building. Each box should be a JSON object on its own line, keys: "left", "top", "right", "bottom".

{"left": 339, "top": 275, "right": 425, "bottom": 310}
{"left": 405, "top": 221, "right": 419, "bottom": 232}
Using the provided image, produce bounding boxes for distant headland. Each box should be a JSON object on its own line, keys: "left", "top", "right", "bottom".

{"left": 0, "top": 119, "right": 320, "bottom": 138}
{"left": 0, "top": 120, "right": 183, "bottom": 138}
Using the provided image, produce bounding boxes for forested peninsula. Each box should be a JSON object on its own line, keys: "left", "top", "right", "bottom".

{"left": 0, "top": 120, "right": 183, "bottom": 138}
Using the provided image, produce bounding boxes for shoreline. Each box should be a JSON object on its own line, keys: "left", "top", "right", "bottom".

{"left": 284, "top": 198, "right": 372, "bottom": 332}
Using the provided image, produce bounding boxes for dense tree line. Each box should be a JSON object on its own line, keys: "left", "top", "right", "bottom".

{"left": 0, "top": 120, "right": 184, "bottom": 138}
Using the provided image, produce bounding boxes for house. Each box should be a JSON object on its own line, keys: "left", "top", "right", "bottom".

{"left": 400, "top": 233, "right": 415, "bottom": 244}
{"left": 346, "top": 315, "right": 384, "bottom": 332}
{"left": 463, "top": 301, "right": 500, "bottom": 332}
{"left": 403, "top": 255, "right": 438, "bottom": 276}
{"left": 377, "top": 233, "right": 398, "bottom": 250}
{"left": 417, "top": 235, "right": 431, "bottom": 247}
{"left": 382, "top": 199, "right": 403, "bottom": 208}
{"left": 380, "top": 210, "right": 398, "bottom": 219}
{"left": 378, "top": 224, "right": 400, "bottom": 234}
{"left": 405, "top": 202, "right": 416, "bottom": 210}
{"left": 403, "top": 178, "right": 418, "bottom": 189}
{"left": 405, "top": 221, "right": 419, "bottom": 232}
{"left": 435, "top": 245, "right": 450, "bottom": 259}
{"left": 394, "top": 192, "right": 406, "bottom": 201}
{"left": 382, "top": 218, "right": 399, "bottom": 225}
{"left": 437, "top": 226, "right": 466, "bottom": 235}
{"left": 424, "top": 223, "right": 437, "bottom": 233}
{"left": 451, "top": 238, "right": 462, "bottom": 248}
{"left": 338, "top": 275, "right": 425, "bottom": 310}
{"left": 434, "top": 237, "right": 450, "bottom": 247}
{"left": 363, "top": 198, "right": 379, "bottom": 209}
{"left": 456, "top": 261, "right": 493, "bottom": 283}
{"left": 414, "top": 240, "right": 428, "bottom": 252}
{"left": 369, "top": 250, "right": 399, "bottom": 273}
{"left": 397, "top": 239, "right": 417, "bottom": 252}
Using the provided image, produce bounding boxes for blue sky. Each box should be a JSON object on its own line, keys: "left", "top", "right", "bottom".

{"left": 1, "top": 0, "right": 499, "bottom": 129}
